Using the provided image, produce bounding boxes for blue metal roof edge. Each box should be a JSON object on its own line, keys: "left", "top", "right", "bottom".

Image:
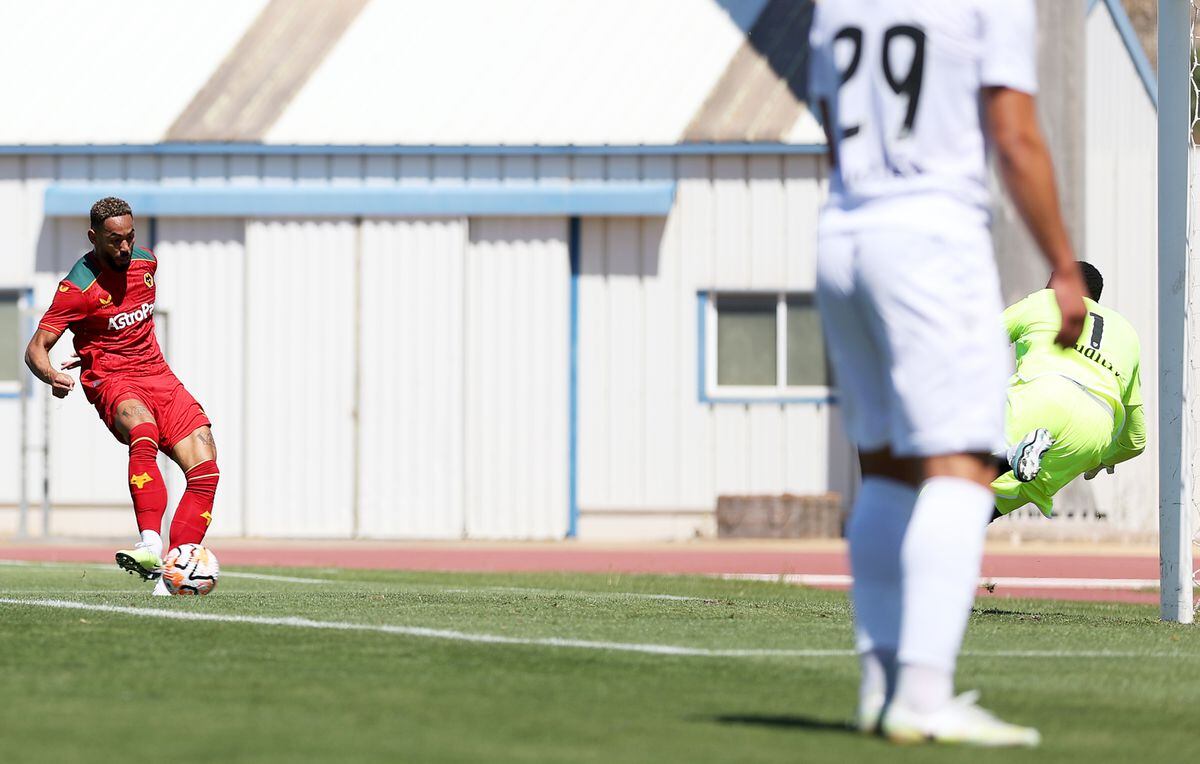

{"left": 1089, "top": 0, "right": 1158, "bottom": 109}
{"left": 1, "top": 142, "right": 827, "bottom": 157}
{"left": 43, "top": 182, "right": 677, "bottom": 217}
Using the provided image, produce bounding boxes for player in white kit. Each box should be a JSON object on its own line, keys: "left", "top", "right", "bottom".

{"left": 808, "top": 0, "right": 1088, "bottom": 747}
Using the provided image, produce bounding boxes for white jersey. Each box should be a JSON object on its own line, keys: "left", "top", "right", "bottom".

{"left": 808, "top": 0, "right": 1037, "bottom": 235}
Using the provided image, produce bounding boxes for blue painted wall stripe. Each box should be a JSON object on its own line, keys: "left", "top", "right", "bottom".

{"left": 1, "top": 142, "right": 827, "bottom": 157}
{"left": 44, "top": 183, "right": 676, "bottom": 218}
{"left": 696, "top": 291, "right": 709, "bottom": 403}
{"left": 567, "top": 217, "right": 581, "bottom": 539}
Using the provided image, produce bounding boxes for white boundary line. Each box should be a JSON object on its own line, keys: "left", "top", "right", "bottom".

{"left": 0, "top": 598, "right": 1190, "bottom": 660}
{"left": 720, "top": 573, "right": 1162, "bottom": 590}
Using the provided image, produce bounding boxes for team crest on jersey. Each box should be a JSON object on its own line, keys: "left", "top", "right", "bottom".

{"left": 144, "top": 273, "right": 154, "bottom": 289}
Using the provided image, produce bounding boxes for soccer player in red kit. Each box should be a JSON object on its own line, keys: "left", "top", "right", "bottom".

{"left": 24, "top": 197, "right": 219, "bottom": 595}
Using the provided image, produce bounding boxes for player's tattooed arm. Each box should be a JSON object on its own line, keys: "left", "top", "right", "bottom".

{"left": 23, "top": 329, "right": 75, "bottom": 398}
{"left": 197, "top": 430, "right": 215, "bottom": 447}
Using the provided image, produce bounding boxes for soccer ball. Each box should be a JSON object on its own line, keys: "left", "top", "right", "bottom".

{"left": 161, "top": 544, "right": 220, "bottom": 596}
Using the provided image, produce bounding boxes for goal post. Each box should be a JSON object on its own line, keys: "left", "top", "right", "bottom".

{"left": 1158, "top": 0, "right": 1197, "bottom": 624}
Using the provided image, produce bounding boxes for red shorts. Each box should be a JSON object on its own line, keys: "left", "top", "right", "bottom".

{"left": 87, "top": 371, "right": 211, "bottom": 449}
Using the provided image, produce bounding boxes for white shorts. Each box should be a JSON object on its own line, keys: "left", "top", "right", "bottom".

{"left": 816, "top": 226, "right": 1010, "bottom": 457}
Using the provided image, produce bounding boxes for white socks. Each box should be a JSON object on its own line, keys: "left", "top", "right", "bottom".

{"left": 138, "top": 530, "right": 163, "bottom": 558}
{"left": 848, "top": 475, "right": 993, "bottom": 713}
{"left": 895, "top": 476, "right": 994, "bottom": 712}
{"left": 847, "top": 477, "right": 918, "bottom": 705}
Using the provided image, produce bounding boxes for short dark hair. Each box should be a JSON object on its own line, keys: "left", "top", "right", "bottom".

{"left": 90, "top": 197, "right": 132, "bottom": 230}
{"left": 1079, "top": 261, "right": 1103, "bottom": 302}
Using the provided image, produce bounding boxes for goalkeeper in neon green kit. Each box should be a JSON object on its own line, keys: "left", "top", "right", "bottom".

{"left": 992, "top": 262, "right": 1146, "bottom": 517}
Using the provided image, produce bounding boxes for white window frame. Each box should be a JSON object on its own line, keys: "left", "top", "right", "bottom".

{"left": 702, "top": 290, "right": 833, "bottom": 403}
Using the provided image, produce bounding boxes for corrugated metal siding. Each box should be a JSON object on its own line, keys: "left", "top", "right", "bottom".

{"left": 1083, "top": 6, "right": 1159, "bottom": 533}
{"left": 577, "top": 154, "right": 851, "bottom": 519}
{"left": 465, "top": 218, "right": 569, "bottom": 539}
{"left": 358, "top": 219, "right": 467, "bottom": 538}
{"left": 243, "top": 219, "right": 357, "bottom": 536}
{"left": 154, "top": 219, "right": 246, "bottom": 536}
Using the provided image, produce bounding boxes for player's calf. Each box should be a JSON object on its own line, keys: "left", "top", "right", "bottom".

{"left": 170, "top": 460, "right": 220, "bottom": 547}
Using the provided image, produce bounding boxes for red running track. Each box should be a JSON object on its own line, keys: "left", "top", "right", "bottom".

{"left": 1, "top": 543, "right": 1192, "bottom": 606}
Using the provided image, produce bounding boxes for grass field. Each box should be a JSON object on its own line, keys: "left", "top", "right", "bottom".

{"left": 1, "top": 561, "right": 1197, "bottom": 763}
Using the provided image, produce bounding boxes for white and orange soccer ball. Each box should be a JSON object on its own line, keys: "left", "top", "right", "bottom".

{"left": 161, "top": 544, "right": 220, "bottom": 596}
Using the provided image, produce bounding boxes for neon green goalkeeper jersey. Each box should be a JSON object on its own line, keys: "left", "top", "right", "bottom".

{"left": 1003, "top": 289, "right": 1145, "bottom": 465}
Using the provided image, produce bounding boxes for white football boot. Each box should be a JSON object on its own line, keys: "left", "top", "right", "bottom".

{"left": 882, "top": 691, "right": 1041, "bottom": 747}
{"left": 1010, "top": 428, "right": 1054, "bottom": 483}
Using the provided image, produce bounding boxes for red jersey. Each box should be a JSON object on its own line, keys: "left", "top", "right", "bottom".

{"left": 38, "top": 247, "right": 170, "bottom": 403}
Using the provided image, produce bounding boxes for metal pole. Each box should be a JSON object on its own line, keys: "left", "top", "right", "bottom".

{"left": 1157, "top": 0, "right": 1195, "bottom": 624}
{"left": 17, "top": 302, "right": 29, "bottom": 539}
{"left": 41, "top": 382, "right": 50, "bottom": 537}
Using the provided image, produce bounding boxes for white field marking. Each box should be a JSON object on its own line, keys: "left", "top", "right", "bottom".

{"left": 0, "top": 598, "right": 839, "bottom": 657}
{"left": 0, "top": 598, "right": 1192, "bottom": 660}
{"left": 720, "top": 573, "right": 1162, "bottom": 590}
{"left": 0, "top": 559, "right": 333, "bottom": 585}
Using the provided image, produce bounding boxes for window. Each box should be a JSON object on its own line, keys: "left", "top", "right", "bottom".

{"left": 703, "top": 291, "right": 831, "bottom": 401}
{"left": 0, "top": 290, "right": 23, "bottom": 391}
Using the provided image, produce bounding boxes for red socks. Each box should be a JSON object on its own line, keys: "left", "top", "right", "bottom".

{"left": 170, "top": 460, "right": 220, "bottom": 546}
{"left": 127, "top": 422, "right": 167, "bottom": 535}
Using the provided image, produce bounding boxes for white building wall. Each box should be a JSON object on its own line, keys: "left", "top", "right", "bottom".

{"left": 1083, "top": 4, "right": 1159, "bottom": 533}
{"left": 465, "top": 219, "right": 570, "bottom": 539}
{"left": 243, "top": 219, "right": 358, "bottom": 537}
{"left": 576, "top": 154, "right": 853, "bottom": 539}
{"left": 1, "top": 121, "right": 1160, "bottom": 540}
{"left": 358, "top": 218, "right": 467, "bottom": 539}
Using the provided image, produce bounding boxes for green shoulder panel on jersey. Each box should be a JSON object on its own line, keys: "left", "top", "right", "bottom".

{"left": 131, "top": 247, "right": 156, "bottom": 263}
{"left": 63, "top": 256, "right": 100, "bottom": 291}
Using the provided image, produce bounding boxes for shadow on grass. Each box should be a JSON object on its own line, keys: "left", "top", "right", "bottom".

{"left": 708, "top": 714, "right": 856, "bottom": 734}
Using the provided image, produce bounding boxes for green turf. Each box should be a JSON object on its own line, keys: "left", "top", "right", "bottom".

{"left": 0, "top": 562, "right": 1197, "bottom": 763}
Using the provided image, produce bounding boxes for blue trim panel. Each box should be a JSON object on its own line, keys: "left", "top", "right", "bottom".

{"left": 696, "top": 291, "right": 709, "bottom": 402}
{"left": 1090, "top": 0, "right": 1158, "bottom": 108}
{"left": 1, "top": 142, "right": 827, "bottom": 157}
{"left": 696, "top": 290, "right": 837, "bottom": 405}
{"left": 567, "top": 217, "right": 581, "bottom": 539}
{"left": 44, "top": 183, "right": 677, "bottom": 218}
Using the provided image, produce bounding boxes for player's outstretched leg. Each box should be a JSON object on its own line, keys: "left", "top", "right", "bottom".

{"left": 1008, "top": 428, "right": 1054, "bottom": 483}
{"left": 115, "top": 421, "right": 167, "bottom": 580}
{"left": 169, "top": 459, "right": 220, "bottom": 548}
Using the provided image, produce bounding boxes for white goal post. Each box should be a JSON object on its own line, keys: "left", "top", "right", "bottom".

{"left": 1158, "top": 0, "right": 1198, "bottom": 624}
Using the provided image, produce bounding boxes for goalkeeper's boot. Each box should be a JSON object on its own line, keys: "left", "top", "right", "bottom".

{"left": 1010, "top": 428, "right": 1053, "bottom": 483}
{"left": 855, "top": 692, "right": 885, "bottom": 734}
{"left": 115, "top": 544, "right": 163, "bottom": 581}
{"left": 882, "top": 691, "right": 1041, "bottom": 748}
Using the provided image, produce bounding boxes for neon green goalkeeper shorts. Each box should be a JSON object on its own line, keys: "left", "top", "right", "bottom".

{"left": 992, "top": 375, "right": 1114, "bottom": 517}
